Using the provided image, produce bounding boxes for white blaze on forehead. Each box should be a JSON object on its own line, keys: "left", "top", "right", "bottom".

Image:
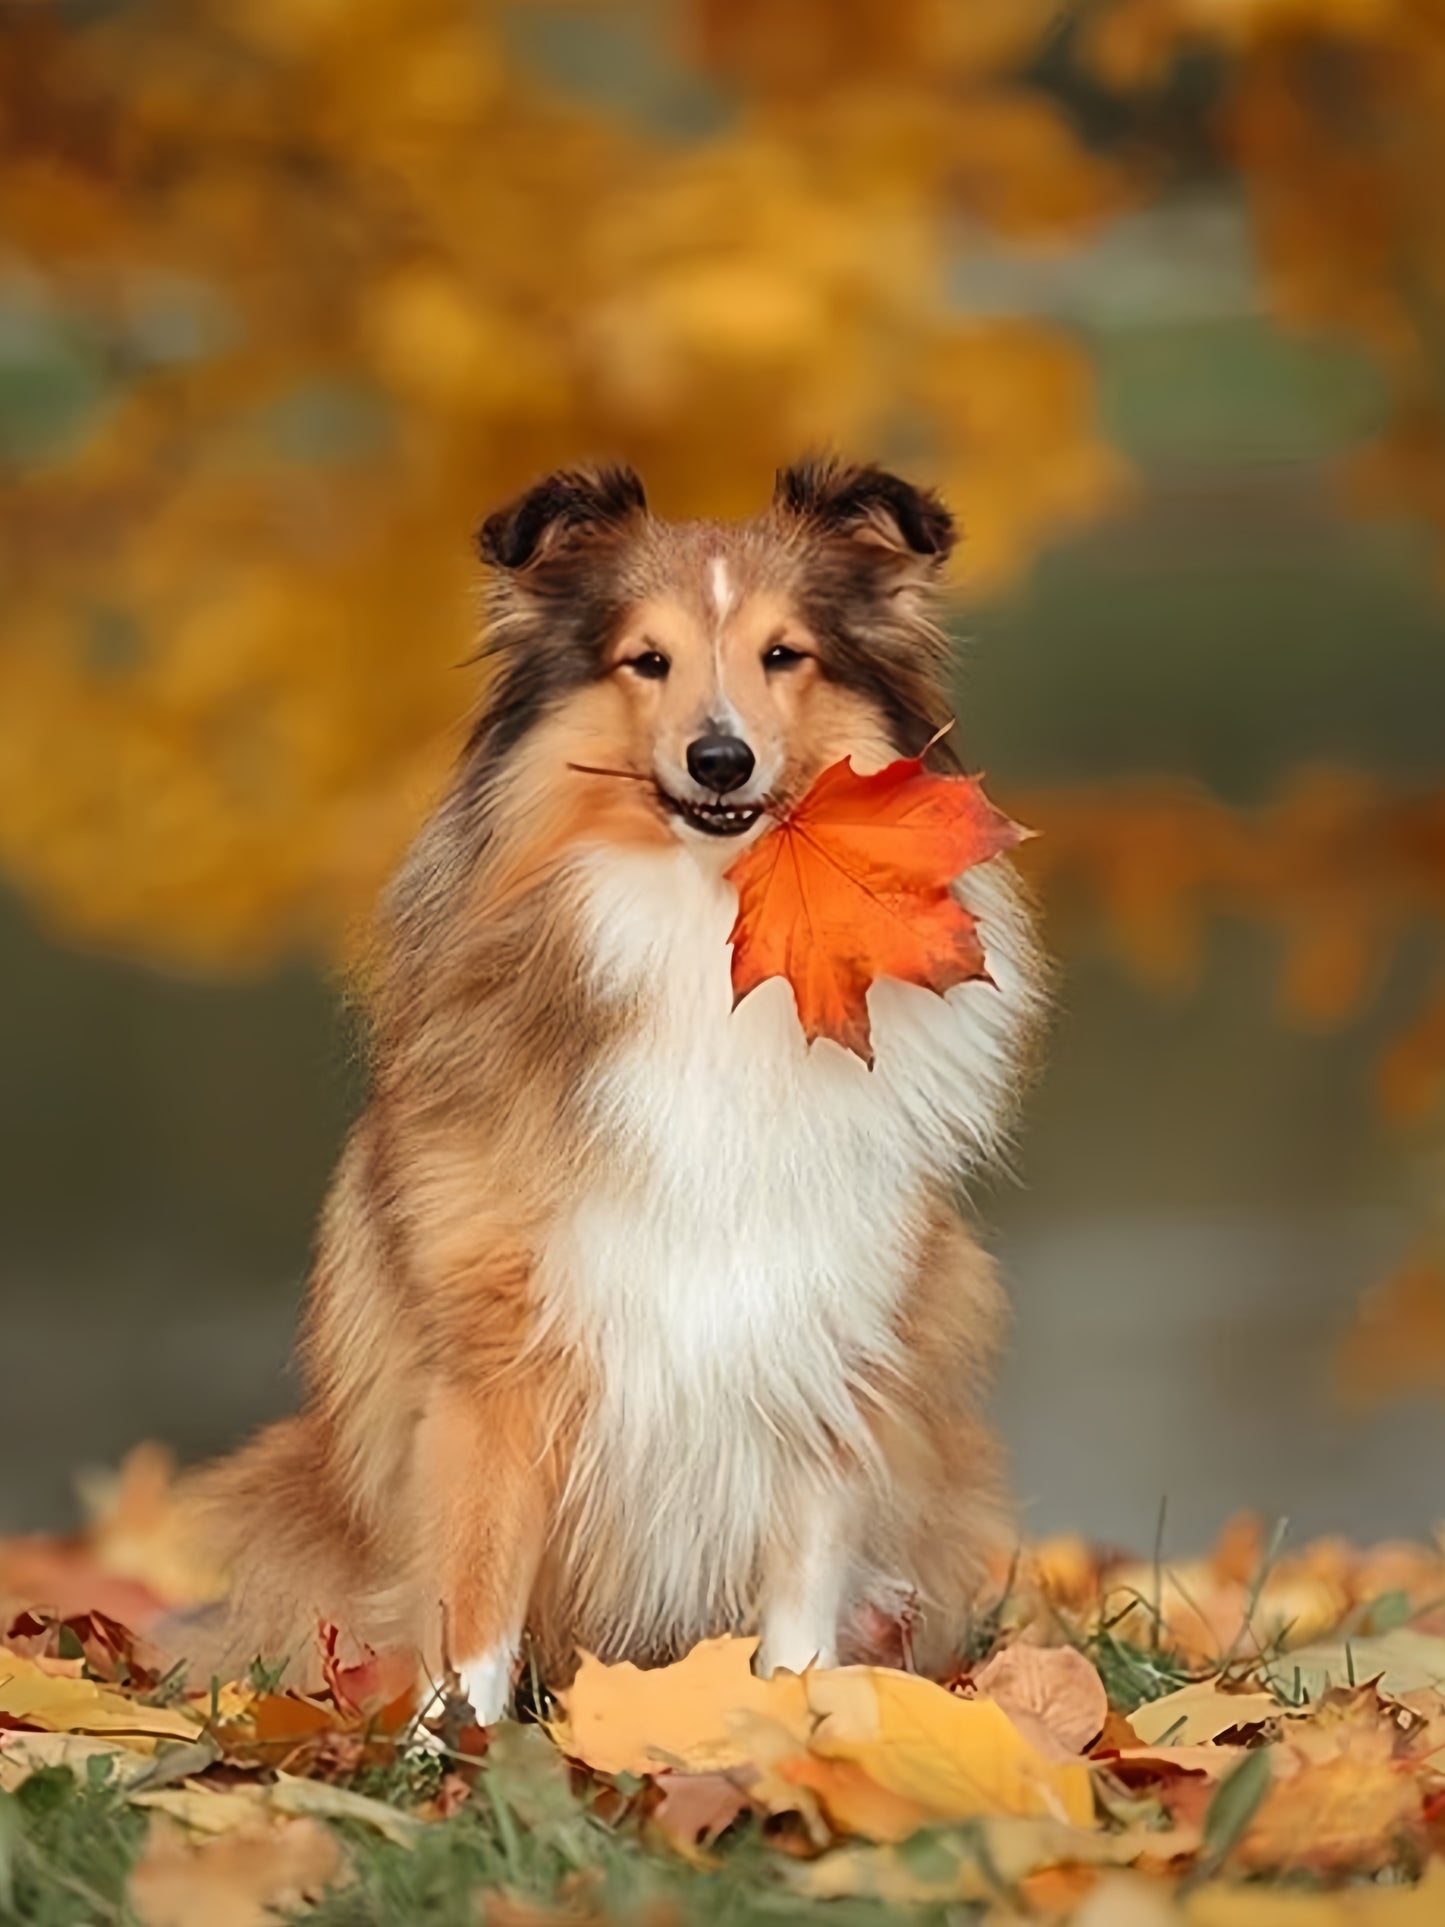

{"left": 708, "top": 556, "right": 735, "bottom": 624}
{"left": 707, "top": 554, "right": 740, "bottom": 718}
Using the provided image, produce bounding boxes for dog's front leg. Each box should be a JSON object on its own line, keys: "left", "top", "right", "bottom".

{"left": 415, "top": 1378, "right": 549, "bottom": 1725}
{"left": 756, "top": 1487, "right": 854, "bottom": 1677}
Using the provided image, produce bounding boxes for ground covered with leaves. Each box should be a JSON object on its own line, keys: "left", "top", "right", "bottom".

{"left": 5, "top": 1452, "right": 1445, "bottom": 1923}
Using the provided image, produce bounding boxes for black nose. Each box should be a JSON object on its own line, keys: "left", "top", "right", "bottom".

{"left": 686, "top": 733, "right": 755, "bottom": 795}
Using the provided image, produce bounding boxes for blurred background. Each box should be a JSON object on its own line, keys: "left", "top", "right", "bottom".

{"left": 3, "top": 0, "right": 1444, "bottom": 1554}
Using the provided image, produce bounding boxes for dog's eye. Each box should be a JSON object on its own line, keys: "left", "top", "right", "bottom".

{"left": 763, "top": 642, "right": 806, "bottom": 671}
{"left": 626, "top": 650, "right": 670, "bottom": 681}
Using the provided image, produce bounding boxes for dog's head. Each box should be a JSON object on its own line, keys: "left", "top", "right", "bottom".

{"left": 472, "top": 457, "right": 958, "bottom": 854}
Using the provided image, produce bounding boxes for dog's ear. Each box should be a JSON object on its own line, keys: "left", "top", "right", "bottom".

{"left": 773, "top": 456, "right": 955, "bottom": 566}
{"left": 478, "top": 464, "right": 647, "bottom": 572}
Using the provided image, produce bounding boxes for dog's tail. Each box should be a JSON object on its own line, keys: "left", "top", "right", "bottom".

{"left": 163, "top": 1414, "right": 395, "bottom": 1692}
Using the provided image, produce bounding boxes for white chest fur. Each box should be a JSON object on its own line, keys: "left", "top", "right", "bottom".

{"left": 533, "top": 843, "right": 1034, "bottom": 1653}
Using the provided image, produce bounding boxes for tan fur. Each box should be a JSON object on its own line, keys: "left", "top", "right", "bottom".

{"left": 182, "top": 460, "right": 1044, "bottom": 1699}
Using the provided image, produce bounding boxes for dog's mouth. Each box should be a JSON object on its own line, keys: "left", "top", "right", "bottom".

{"left": 659, "top": 791, "right": 765, "bottom": 838}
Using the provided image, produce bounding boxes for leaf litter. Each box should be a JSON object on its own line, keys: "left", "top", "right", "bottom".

{"left": 6, "top": 1458, "right": 1445, "bottom": 1919}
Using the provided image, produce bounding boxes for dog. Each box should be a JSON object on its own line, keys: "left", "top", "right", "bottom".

{"left": 192, "top": 457, "right": 1045, "bottom": 1720}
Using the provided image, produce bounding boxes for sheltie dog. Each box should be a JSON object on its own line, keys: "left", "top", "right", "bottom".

{"left": 194, "top": 457, "right": 1045, "bottom": 1720}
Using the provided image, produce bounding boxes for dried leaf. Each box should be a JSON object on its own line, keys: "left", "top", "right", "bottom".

{"left": 1129, "top": 1683, "right": 1283, "bottom": 1747}
{"left": 553, "top": 1636, "right": 808, "bottom": 1778}
{"left": 787, "top": 1816, "right": 1178, "bottom": 1903}
{"left": 726, "top": 753, "right": 1027, "bottom": 1064}
{"left": 1185, "top": 1859, "right": 1445, "bottom": 1924}
{"left": 649, "top": 1770, "right": 750, "bottom": 1859}
{"left": 1263, "top": 1628, "right": 1445, "bottom": 1703}
{"left": 0, "top": 1728, "right": 153, "bottom": 1793}
{"left": 268, "top": 1772, "right": 421, "bottom": 1847}
{"left": 556, "top": 1639, "right": 1090, "bottom": 1842}
{"left": 802, "top": 1665, "right": 1096, "bottom": 1834}
{"left": 1112, "top": 1747, "right": 1252, "bottom": 1787}
{"left": 973, "top": 1643, "right": 1109, "bottom": 1756}
{"left": 316, "top": 1621, "right": 418, "bottom": 1723}
{"left": 0, "top": 1645, "right": 200, "bottom": 1746}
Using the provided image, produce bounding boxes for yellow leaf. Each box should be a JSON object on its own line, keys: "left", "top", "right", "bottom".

{"left": 131, "top": 1774, "right": 419, "bottom": 1849}
{"left": 0, "top": 1647, "right": 202, "bottom": 1747}
{"left": 0, "top": 1729, "right": 155, "bottom": 1793}
{"left": 131, "top": 1786, "right": 272, "bottom": 1836}
{"left": 804, "top": 1667, "right": 1096, "bottom": 1832}
{"left": 1185, "top": 1857, "right": 1445, "bottom": 1925}
{"left": 555, "top": 1639, "right": 1092, "bottom": 1841}
{"left": 552, "top": 1636, "right": 809, "bottom": 1777}
{"left": 1262, "top": 1628, "right": 1445, "bottom": 1703}
{"left": 1129, "top": 1683, "right": 1284, "bottom": 1747}
{"left": 268, "top": 1772, "right": 421, "bottom": 1847}
{"left": 788, "top": 1815, "right": 1180, "bottom": 1903}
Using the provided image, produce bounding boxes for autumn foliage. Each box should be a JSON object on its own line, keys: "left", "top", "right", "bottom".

{"left": 11, "top": 1452, "right": 1445, "bottom": 1918}
{"left": 3, "top": 0, "right": 1443, "bottom": 973}
{"left": 5, "top": 4, "right": 1445, "bottom": 1905}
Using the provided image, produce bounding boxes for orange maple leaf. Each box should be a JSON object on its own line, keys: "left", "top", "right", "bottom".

{"left": 725, "top": 751, "right": 1029, "bottom": 1065}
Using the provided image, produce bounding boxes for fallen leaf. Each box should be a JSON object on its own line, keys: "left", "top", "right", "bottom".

{"left": 1186, "top": 1858, "right": 1445, "bottom": 1923}
{"left": 0, "top": 1646, "right": 200, "bottom": 1746}
{"left": 649, "top": 1770, "right": 750, "bottom": 1859}
{"left": 553, "top": 1636, "right": 808, "bottom": 1777}
{"left": 555, "top": 1640, "right": 1090, "bottom": 1842}
{"left": 1106, "top": 1562, "right": 1345, "bottom": 1666}
{"left": 803, "top": 1665, "right": 1096, "bottom": 1833}
{"left": 126, "top": 1735, "right": 224, "bottom": 1793}
{"left": 317, "top": 1619, "right": 418, "bottom": 1722}
{"left": 1263, "top": 1629, "right": 1445, "bottom": 1703}
{"left": 0, "top": 1727, "right": 153, "bottom": 1793}
{"left": 4, "top": 1606, "right": 158, "bottom": 1687}
{"left": 128, "top": 1813, "right": 341, "bottom": 1927}
{"left": 1129, "top": 1682, "right": 1284, "bottom": 1747}
{"left": 132, "top": 1786, "right": 273, "bottom": 1836}
{"left": 746, "top": 1742, "right": 922, "bottom": 1845}
{"left": 132, "top": 1773, "right": 419, "bottom": 1848}
{"left": 1022, "top": 1862, "right": 1104, "bottom": 1917}
{"left": 787, "top": 1815, "right": 1183, "bottom": 1903}
{"left": 269, "top": 1771, "right": 422, "bottom": 1847}
{"left": 1072, "top": 1873, "right": 1184, "bottom": 1926}
{"left": 1239, "top": 1753, "right": 1425, "bottom": 1874}
{"left": 973, "top": 1643, "right": 1108, "bottom": 1756}
{"left": 726, "top": 751, "right": 1027, "bottom": 1064}
{"left": 1105, "top": 1744, "right": 1250, "bottom": 1782}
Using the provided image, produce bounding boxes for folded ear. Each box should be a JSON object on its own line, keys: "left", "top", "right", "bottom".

{"left": 773, "top": 456, "right": 955, "bottom": 564}
{"left": 478, "top": 464, "right": 647, "bottom": 572}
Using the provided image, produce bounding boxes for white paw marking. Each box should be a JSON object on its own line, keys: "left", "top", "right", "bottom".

{"left": 459, "top": 1641, "right": 517, "bottom": 1726}
{"left": 757, "top": 1620, "right": 838, "bottom": 1677}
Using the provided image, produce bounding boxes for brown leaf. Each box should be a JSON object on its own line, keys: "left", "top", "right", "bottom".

{"left": 650, "top": 1770, "right": 751, "bottom": 1858}
{"left": 973, "top": 1642, "right": 1108, "bottom": 1756}
{"left": 1238, "top": 1753, "right": 1425, "bottom": 1874}
{"left": 1129, "top": 1683, "right": 1283, "bottom": 1748}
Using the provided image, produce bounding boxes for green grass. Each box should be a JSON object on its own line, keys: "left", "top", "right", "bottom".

{"left": 0, "top": 1764, "right": 146, "bottom": 1926}
{"left": 0, "top": 1742, "right": 981, "bottom": 1927}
